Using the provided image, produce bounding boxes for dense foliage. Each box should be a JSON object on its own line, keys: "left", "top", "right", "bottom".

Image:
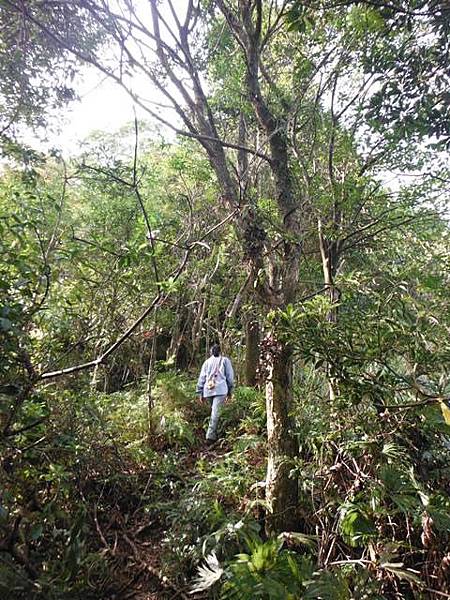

{"left": 1, "top": 1, "right": 449, "bottom": 599}
{"left": 0, "top": 0, "right": 100, "bottom": 157}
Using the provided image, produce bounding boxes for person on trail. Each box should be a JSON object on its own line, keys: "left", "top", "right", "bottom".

{"left": 196, "top": 344, "right": 234, "bottom": 443}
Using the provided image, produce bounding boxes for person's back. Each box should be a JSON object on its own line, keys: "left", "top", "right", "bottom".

{"left": 199, "top": 354, "right": 233, "bottom": 398}
{"left": 196, "top": 344, "right": 234, "bottom": 443}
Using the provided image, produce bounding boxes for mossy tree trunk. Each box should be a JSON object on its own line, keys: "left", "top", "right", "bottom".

{"left": 264, "top": 335, "right": 298, "bottom": 534}
{"left": 245, "top": 318, "right": 260, "bottom": 387}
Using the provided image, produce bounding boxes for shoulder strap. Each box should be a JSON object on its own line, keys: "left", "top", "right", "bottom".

{"left": 211, "top": 356, "right": 223, "bottom": 377}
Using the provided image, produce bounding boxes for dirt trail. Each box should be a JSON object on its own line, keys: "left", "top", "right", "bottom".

{"left": 108, "top": 439, "right": 229, "bottom": 600}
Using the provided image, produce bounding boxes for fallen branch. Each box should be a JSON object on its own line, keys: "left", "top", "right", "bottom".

{"left": 123, "top": 533, "right": 190, "bottom": 600}
{"left": 38, "top": 243, "right": 189, "bottom": 381}
{"left": 4, "top": 416, "right": 48, "bottom": 438}
{"left": 39, "top": 292, "right": 163, "bottom": 380}
{"left": 38, "top": 207, "right": 238, "bottom": 382}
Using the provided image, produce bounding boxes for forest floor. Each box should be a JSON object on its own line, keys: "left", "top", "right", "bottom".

{"left": 105, "top": 435, "right": 231, "bottom": 600}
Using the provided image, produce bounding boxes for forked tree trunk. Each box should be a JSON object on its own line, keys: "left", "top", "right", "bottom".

{"left": 265, "top": 335, "right": 298, "bottom": 534}
{"left": 151, "top": 0, "right": 302, "bottom": 535}
{"left": 245, "top": 318, "right": 260, "bottom": 386}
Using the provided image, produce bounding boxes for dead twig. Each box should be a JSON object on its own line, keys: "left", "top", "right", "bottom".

{"left": 123, "top": 533, "right": 190, "bottom": 600}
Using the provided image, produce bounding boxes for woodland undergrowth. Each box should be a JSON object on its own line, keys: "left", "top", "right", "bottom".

{"left": 1, "top": 369, "right": 449, "bottom": 600}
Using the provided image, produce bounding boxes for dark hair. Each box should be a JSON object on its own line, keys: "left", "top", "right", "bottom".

{"left": 211, "top": 344, "right": 221, "bottom": 357}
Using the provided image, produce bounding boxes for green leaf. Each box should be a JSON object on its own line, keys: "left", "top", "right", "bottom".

{"left": 0, "top": 317, "right": 12, "bottom": 331}
{"left": 30, "top": 523, "right": 43, "bottom": 540}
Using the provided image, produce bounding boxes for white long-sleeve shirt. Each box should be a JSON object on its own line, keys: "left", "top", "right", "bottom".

{"left": 196, "top": 355, "right": 234, "bottom": 398}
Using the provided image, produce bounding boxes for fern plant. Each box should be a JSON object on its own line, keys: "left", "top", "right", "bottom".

{"left": 220, "top": 537, "right": 313, "bottom": 600}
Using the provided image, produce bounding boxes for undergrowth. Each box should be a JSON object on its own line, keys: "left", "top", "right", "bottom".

{"left": 1, "top": 371, "right": 449, "bottom": 599}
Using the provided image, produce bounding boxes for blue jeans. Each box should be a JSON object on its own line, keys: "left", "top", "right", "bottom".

{"left": 206, "top": 395, "right": 226, "bottom": 441}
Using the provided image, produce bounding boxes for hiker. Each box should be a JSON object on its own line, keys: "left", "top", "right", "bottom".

{"left": 196, "top": 344, "right": 234, "bottom": 443}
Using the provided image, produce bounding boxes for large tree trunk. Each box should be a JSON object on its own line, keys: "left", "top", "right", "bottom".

{"left": 265, "top": 335, "right": 298, "bottom": 534}
{"left": 154, "top": 0, "right": 303, "bottom": 535}
{"left": 245, "top": 318, "right": 260, "bottom": 386}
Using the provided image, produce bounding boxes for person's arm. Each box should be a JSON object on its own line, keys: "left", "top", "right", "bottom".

{"left": 225, "top": 357, "right": 234, "bottom": 397}
{"left": 196, "top": 361, "right": 207, "bottom": 398}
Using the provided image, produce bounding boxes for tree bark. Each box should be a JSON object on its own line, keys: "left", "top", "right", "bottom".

{"left": 218, "top": 1, "right": 302, "bottom": 534}
{"left": 245, "top": 318, "right": 260, "bottom": 387}
{"left": 265, "top": 335, "right": 298, "bottom": 534}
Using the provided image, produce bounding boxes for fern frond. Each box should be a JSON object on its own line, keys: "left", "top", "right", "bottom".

{"left": 190, "top": 552, "right": 223, "bottom": 594}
